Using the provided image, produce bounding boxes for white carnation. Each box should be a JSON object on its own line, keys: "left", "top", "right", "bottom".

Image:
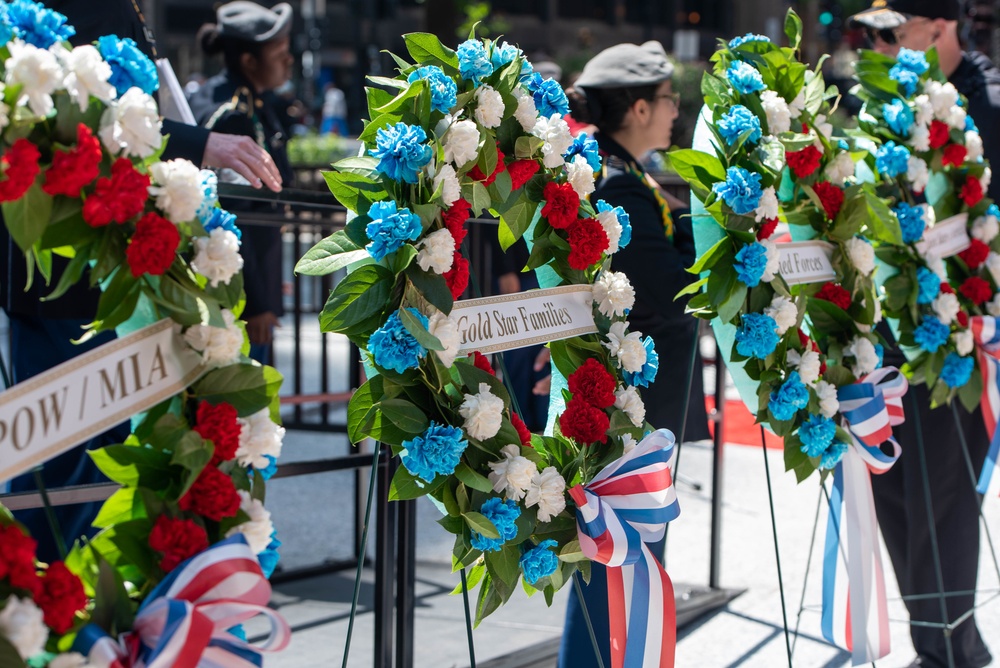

{"left": 603, "top": 321, "right": 646, "bottom": 373}
{"left": 789, "top": 89, "right": 806, "bottom": 118}
{"left": 513, "top": 87, "right": 538, "bottom": 132}
{"left": 933, "top": 292, "right": 960, "bottom": 326}
{"left": 621, "top": 433, "right": 638, "bottom": 454}
{"left": 988, "top": 293, "right": 1000, "bottom": 317}
{"left": 428, "top": 310, "right": 461, "bottom": 367}
{"left": 566, "top": 154, "right": 595, "bottom": 198}
{"left": 525, "top": 466, "right": 567, "bottom": 522}
{"left": 786, "top": 348, "right": 821, "bottom": 384}
{"left": 459, "top": 382, "right": 505, "bottom": 440}
{"left": 614, "top": 385, "right": 646, "bottom": 427}
{"left": 913, "top": 94, "right": 934, "bottom": 126}
{"left": 816, "top": 380, "right": 840, "bottom": 418}
{"left": 909, "top": 124, "right": 931, "bottom": 152}
{"left": 184, "top": 309, "right": 244, "bottom": 368}
{"left": 48, "top": 653, "right": 89, "bottom": 668}
{"left": 760, "top": 90, "right": 791, "bottom": 134}
{"left": 596, "top": 208, "right": 623, "bottom": 254}
{"left": 844, "top": 237, "right": 875, "bottom": 275}
{"left": 442, "top": 119, "right": 480, "bottom": 167}
{"left": 953, "top": 329, "right": 975, "bottom": 357}
{"left": 531, "top": 114, "right": 573, "bottom": 169}
{"left": 986, "top": 252, "right": 1000, "bottom": 286}
{"left": 966, "top": 131, "right": 984, "bottom": 162}
{"left": 236, "top": 408, "right": 285, "bottom": 469}
{"left": 149, "top": 159, "right": 204, "bottom": 223}
{"left": 192, "top": 228, "right": 243, "bottom": 287}
{"left": 0, "top": 596, "right": 47, "bottom": 660}
{"left": 432, "top": 162, "right": 461, "bottom": 206}
{"left": 947, "top": 105, "right": 967, "bottom": 131}
{"left": 908, "top": 156, "right": 930, "bottom": 192}
{"left": 226, "top": 490, "right": 274, "bottom": 554}
{"left": 972, "top": 214, "right": 999, "bottom": 243}
{"left": 416, "top": 228, "right": 455, "bottom": 274}
{"left": 846, "top": 336, "right": 880, "bottom": 376}
{"left": 754, "top": 186, "right": 778, "bottom": 223}
{"left": 5, "top": 41, "right": 63, "bottom": 117}
{"left": 59, "top": 44, "right": 115, "bottom": 112}
{"left": 925, "top": 80, "right": 959, "bottom": 119}
{"left": 0, "top": 83, "right": 9, "bottom": 132}
{"left": 760, "top": 238, "right": 780, "bottom": 282}
{"left": 812, "top": 114, "right": 833, "bottom": 148}
{"left": 100, "top": 87, "right": 163, "bottom": 158}
{"left": 474, "top": 85, "right": 505, "bottom": 128}
{"left": 825, "top": 152, "right": 855, "bottom": 184}
{"left": 488, "top": 444, "right": 538, "bottom": 501}
{"left": 981, "top": 166, "right": 992, "bottom": 193}
{"left": 764, "top": 295, "right": 798, "bottom": 335}
{"left": 592, "top": 270, "right": 635, "bottom": 318}
{"left": 925, "top": 253, "right": 948, "bottom": 281}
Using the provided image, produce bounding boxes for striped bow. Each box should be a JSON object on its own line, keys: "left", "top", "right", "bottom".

{"left": 76, "top": 535, "right": 291, "bottom": 668}
{"left": 970, "top": 316, "right": 1000, "bottom": 495}
{"left": 568, "top": 429, "right": 680, "bottom": 668}
{"left": 822, "top": 367, "right": 907, "bottom": 665}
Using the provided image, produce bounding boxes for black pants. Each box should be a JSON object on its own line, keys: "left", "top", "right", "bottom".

{"left": 871, "top": 383, "right": 993, "bottom": 668}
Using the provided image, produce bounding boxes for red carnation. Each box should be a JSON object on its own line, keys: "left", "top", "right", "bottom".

{"left": 508, "top": 159, "right": 540, "bottom": 190}
{"left": 0, "top": 139, "right": 41, "bottom": 203}
{"left": 510, "top": 411, "right": 532, "bottom": 446}
{"left": 796, "top": 328, "right": 810, "bottom": 348}
{"left": 443, "top": 198, "right": 471, "bottom": 249}
{"left": 957, "top": 310, "right": 969, "bottom": 328}
{"left": 786, "top": 145, "right": 823, "bottom": 179}
{"left": 36, "top": 562, "right": 87, "bottom": 633}
{"left": 558, "top": 399, "right": 609, "bottom": 445}
{"left": 43, "top": 124, "right": 102, "bottom": 197}
{"left": 756, "top": 218, "right": 778, "bottom": 241}
{"left": 942, "top": 143, "right": 968, "bottom": 168}
{"left": 816, "top": 282, "right": 852, "bottom": 310}
{"left": 468, "top": 148, "right": 507, "bottom": 185}
{"left": 567, "top": 217, "right": 609, "bottom": 270}
{"left": 940, "top": 282, "right": 955, "bottom": 294}
{"left": 960, "top": 276, "right": 992, "bottom": 304}
{"left": 568, "top": 358, "right": 617, "bottom": 408}
{"left": 541, "top": 181, "right": 580, "bottom": 229}
{"left": 0, "top": 524, "right": 41, "bottom": 595}
{"left": 178, "top": 465, "right": 241, "bottom": 522}
{"left": 929, "top": 120, "right": 950, "bottom": 149}
{"left": 194, "top": 401, "right": 241, "bottom": 465}
{"left": 961, "top": 176, "right": 984, "bottom": 207}
{"left": 444, "top": 251, "right": 469, "bottom": 298}
{"left": 812, "top": 181, "right": 844, "bottom": 220}
{"left": 149, "top": 515, "right": 209, "bottom": 573}
{"left": 959, "top": 239, "right": 990, "bottom": 269}
{"left": 468, "top": 351, "right": 496, "bottom": 376}
{"left": 82, "top": 157, "right": 151, "bottom": 227}
{"left": 126, "top": 212, "right": 180, "bottom": 277}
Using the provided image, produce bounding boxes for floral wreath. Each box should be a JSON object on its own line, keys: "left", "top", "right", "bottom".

{"left": 669, "top": 11, "right": 904, "bottom": 482}
{"left": 853, "top": 46, "right": 996, "bottom": 409}
{"left": 298, "top": 31, "right": 661, "bottom": 620}
{"left": 0, "top": 3, "right": 287, "bottom": 665}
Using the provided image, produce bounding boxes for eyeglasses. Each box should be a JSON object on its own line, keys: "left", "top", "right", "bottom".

{"left": 864, "top": 26, "right": 899, "bottom": 45}
{"left": 655, "top": 92, "right": 681, "bottom": 107}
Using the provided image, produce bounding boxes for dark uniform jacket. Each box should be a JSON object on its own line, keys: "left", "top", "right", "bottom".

{"left": 953, "top": 50, "right": 1000, "bottom": 201}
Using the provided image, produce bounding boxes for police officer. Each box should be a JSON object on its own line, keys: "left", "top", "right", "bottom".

{"left": 188, "top": 2, "right": 295, "bottom": 364}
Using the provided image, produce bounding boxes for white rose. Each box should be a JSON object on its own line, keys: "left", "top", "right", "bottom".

{"left": 786, "top": 348, "right": 821, "bottom": 384}
{"left": 531, "top": 114, "right": 573, "bottom": 168}
{"left": 488, "top": 444, "right": 538, "bottom": 501}
{"left": 184, "top": 309, "right": 244, "bottom": 368}
{"left": 913, "top": 94, "right": 933, "bottom": 126}
{"left": 596, "top": 208, "right": 623, "bottom": 254}
{"left": 760, "top": 238, "right": 780, "bottom": 282}
{"left": 846, "top": 336, "right": 880, "bottom": 376}
{"left": 789, "top": 89, "right": 806, "bottom": 118}
{"left": 908, "top": 156, "right": 930, "bottom": 193}
{"left": 967, "top": 131, "right": 984, "bottom": 162}
{"left": 972, "top": 214, "right": 999, "bottom": 243}
{"left": 6, "top": 41, "right": 63, "bottom": 118}
{"left": 815, "top": 380, "right": 840, "bottom": 418}
{"left": 604, "top": 322, "right": 646, "bottom": 373}
{"left": 226, "top": 490, "right": 274, "bottom": 554}
{"left": 986, "top": 252, "right": 1000, "bottom": 286}
{"left": 764, "top": 295, "right": 798, "bottom": 335}
{"left": 149, "top": 159, "right": 204, "bottom": 223}
{"left": 513, "top": 87, "right": 538, "bottom": 132}
{"left": 236, "top": 408, "right": 285, "bottom": 469}
{"left": 932, "top": 292, "right": 960, "bottom": 325}
{"left": 754, "top": 186, "right": 778, "bottom": 223}
{"left": 525, "top": 466, "right": 567, "bottom": 522}
{"left": 566, "top": 155, "right": 595, "bottom": 198}
{"left": 947, "top": 105, "right": 967, "bottom": 131}
{"left": 925, "top": 80, "right": 959, "bottom": 119}
{"left": 760, "top": 90, "right": 791, "bottom": 134}
{"left": 459, "top": 382, "right": 505, "bottom": 440}
{"left": 825, "top": 152, "right": 855, "bottom": 184}
{"left": 442, "top": 119, "right": 480, "bottom": 167}
{"left": 621, "top": 433, "right": 638, "bottom": 454}
{"left": 614, "top": 385, "right": 646, "bottom": 427}
{"left": 428, "top": 310, "right": 461, "bottom": 367}
{"left": 592, "top": 270, "right": 635, "bottom": 318}
{"left": 474, "top": 85, "right": 505, "bottom": 128}
{"left": 431, "top": 162, "right": 461, "bottom": 207}
{"left": 416, "top": 228, "right": 455, "bottom": 274}
{"left": 844, "top": 237, "right": 875, "bottom": 275}
{"left": 59, "top": 44, "right": 115, "bottom": 112}
{"left": 953, "top": 329, "right": 975, "bottom": 357}
{"left": 100, "top": 87, "right": 163, "bottom": 158}
{"left": 988, "top": 293, "right": 1000, "bottom": 317}
{"left": 48, "top": 653, "right": 89, "bottom": 668}
{"left": 0, "top": 596, "right": 48, "bottom": 660}
{"left": 192, "top": 228, "right": 243, "bottom": 287}
{"left": 981, "top": 166, "right": 992, "bottom": 194}
{"left": 909, "top": 124, "right": 931, "bottom": 152}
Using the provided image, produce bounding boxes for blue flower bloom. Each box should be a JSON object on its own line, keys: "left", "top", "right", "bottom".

{"left": 883, "top": 98, "right": 914, "bottom": 137}
{"left": 528, "top": 75, "right": 569, "bottom": 118}
{"left": 196, "top": 170, "right": 219, "bottom": 219}
{"left": 457, "top": 39, "right": 494, "bottom": 82}
{"left": 365, "top": 200, "right": 422, "bottom": 261}
{"left": 254, "top": 455, "right": 278, "bottom": 481}
{"left": 735, "top": 312, "right": 780, "bottom": 359}
{"left": 769, "top": 371, "right": 810, "bottom": 422}
{"left": 889, "top": 64, "right": 919, "bottom": 97}
{"left": 471, "top": 497, "right": 521, "bottom": 552}
{"left": 916, "top": 266, "right": 940, "bottom": 304}
{"left": 257, "top": 533, "right": 282, "bottom": 579}
{"left": 408, "top": 66, "right": 457, "bottom": 114}
{"left": 819, "top": 441, "right": 849, "bottom": 470}
{"left": 565, "top": 133, "right": 602, "bottom": 172}
{"left": 913, "top": 315, "right": 950, "bottom": 352}
{"left": 596, "top": 199, "right": 632, "bottom": 248}
{"left": 624, "top": 337, "right": 658, "bottom": 388}
{"left": 97, "top": 35, "right": 159, "bottom": 96}
{"left": 6, "top": 0, "right": 74, "bottom": 49}
{"left": 875, "top": 141, "right": 911, "bottom": 178}
{"left": 0, "top": 5, "right": 13, "bottom": 45}
{"left": 367, "top": 308, "right": 429, "bottom": 374}
{"left": 370, "top": 122, "right": 433, "bottom": 184}
{"left": 201, "top": 207, "right": 242, "bottom": 241}
{"left": 520, "top": 540, "right": 559, "bottom": 584}
{"left": 895, "top": 202, "right": 925, "bottom": 244}
{"left": 941, "top": 353, "right": 974, "bottom": 388}
{"left": 988, "top": 203, "right": 1000, "bottom": 219}
{"left": 799, "top": 414, "right": 837, "bottom": 458}
{"left": 727, "top": 61, "right": 766, "bottom": 95}
{"left": 401, "top": 421, "right": 468, "bottom": 482}
{"left": 713, "top": 166, "right": 763, "bottom": 215}
{"left": 966, "top": 115, "right": 979, "bottom": 133}
{"left": 874, "top": 343, "right": 884, "bottom": 370}
{"left": 734, "top": 242, "right": 770, "bottom": 287}
{"left": 896, "top": 48, "right": 930, "bottom": 75}
{"left": 728, "top": 33, "right": 771, "bottom": 48}
{"left": 717, "top": 105, "right": 762, "bottom": 147}
{"left": 491, "top": 41, "right": 530, "bottom": 76}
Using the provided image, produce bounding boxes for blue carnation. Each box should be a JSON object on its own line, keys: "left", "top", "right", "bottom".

{"left": 896, "top": 48, "right": 930, "bottom": 75}
{"left": 727, "top": 61, "right": 766, "bottom": 95}
{"left": 491, "top": 41, "right": 530, "bottom": 76}
{"left": 941, "top": 353, "right": 974, "bottom": 388}
{"left": 989, "top": 204, "right": 1000, "bottom": 219}
{"left": 530, "top": 75, "right": 569, "bottom": 118}
{"left": 883, "top": 98, "right": 914, "bottom": 137}
{"left": 735, "top": 312, "right": 779, "bottom": 359}
{"left": 370, "top": 122, "right": 433, "bottom": 184}
{"left": 874, "top": 343, "right": 884, "bottom": 370}
{"left": 596, "top": 199, "right": 631, "bottom": 249}
{"left": 717, "top": 105, "right": 762, "bottom": 147}
{"left": 916, "top": 267, "right": 940, "bottom": 304}
{"left": 520, "top": 540, "right": 559, "bottom": 585}
{"left": 728, "top": 33, "right": 771, "bottom": 49}
{"left": 769, "top": 371, "right": 810, "bottom": 422}
{"left": 254, "top": 455, "right": 278, "bottom": 481}
{"left": 408, "top": 66, "right": 457, "bottom": 114}
{"left": 365, "top": 200, "right": 422, "bottom": 261}
{"left": 895, "top": 202, "right": 925, "bottom": 244}
{"left": 257, "top": 533, "right": 282, "bottom": 579}
{"left": 819, "top": 441, "right": 848, "bottom": 470}
{"left": 875, "top": 141, "right": 910, "bottom": 178}
{"left": 367, "top": 308, "right": 428, "bottom": 374}
{"left": 471, "top": 497, "right": 521, "bottom": 552}
{"left": 734, "top": 242, "right": 770, "bottom": 287}
{"left": 624, "top": 336, "right": 658, "bottom": 388}
{"left": 966, "top": 115, "right": 979, "bottom": 133}
{"left": 565, "top": 133, "right": 602, "bottom": 172}
{"left": 713, "top": 166, "right": 763, "bottom": 215}
{"left": 6, "top": 0, "right": 73, "bottom": 49}
{"left": 401, "top": 421, "right": 468, "bottom": 482}
{"left": 196, "top": 170, "right": 219, "bottom": 222}
{"left": 457, "top": 39, "right": 494, "bottom": 82}
{"left": 889, "top": 64, "right": 919, "bottom": 98}
{"left": 97, "top": 35, "right": 159, "bottom": 96}
{"left": 799, "top": 414, "right": 837, "bottom": 458}
{"left": 201, "top": 207, "right": 242, "bottom": 241}
{"left": 0, "top": 5, "right": 12, "bottom": 44}
{"left": 913, "top": 315, "right": 950, "bottom": 352}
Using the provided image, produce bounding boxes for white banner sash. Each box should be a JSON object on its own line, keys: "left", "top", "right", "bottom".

{"left": 777, "top": 241, "right": 837, "bottom": 286}
{"left": 915, "top": 212, "right": 970, "bottom": 259}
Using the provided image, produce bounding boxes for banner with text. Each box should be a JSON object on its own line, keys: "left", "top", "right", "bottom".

{"left": 778, "top": 241, "right": 837, "bottom": 286}
{"left": 453, "top": 285, "right": 598, "bottom": 354}
{"left": 0, "top": 320, "right": 206, "bottom": 484}
{"left": 915, "top": 212, "right": 970, "bottom": 260}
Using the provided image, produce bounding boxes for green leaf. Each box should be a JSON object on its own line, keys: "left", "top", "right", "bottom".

{"left": 378, "top": 397, "right": 429, "bottom": 434}
{"left": 348, "top": 376, "right": 381, "bottom": 444}
{"left": 42, "top": 248, "right": 90, "bottom": 302}
{"left": 374, "top": 78, "right": 425, "bottom": 115}
{"left": 405, "top": 265, "right": 454, "bottom": 314}
{"left": 688, "top": 236, "right": 728, "bottom": 275}
{"left": 403, "top": 32, "right": 460, "bottom": 71}
{"left": 191, "top": 363, "right": 274, "bottom": 416}
{"left": 0, "top": 635, "right": 26, "bottom": 668}
{"left": 295, "top": 230, "right": 367, "bottom": 276}
{"left": 332, "top": 156, "right": 380, "bottom": 176}
{"left": 399, "top": 305, "right": 444, "bottom": 351}
{"left": 323, "top": 170, "right": 388, "bottom": 214}
{"left": 463, "top": 511, "right": 500, "bottom": 539}
{"left": 486, "top": 543, "right": 522, "bottom": 588}
{"left": 806, "top": 297, "right": 855, "bottom": 334}
{"left": 784, "top": 9, "right": 803, "bottom": 51}
{"left": 170, "top": 431, "right": 213, "bottom": 472}
{"left": 455, "top": 461, "right": 494, "bottom": 493}
{"left": 89, "top": 445, "right": 172, "bottom": 489}
{"left": 783, "top": 433, "right": 816, "bottom": 483}
{"left": 1, "top": 180, "right": 52, "bottom": 252}
{"left": 319, "top": 264, "right": 394, "bottom": 334}
{"left": 470, "top": 181, "right": 491, "bottom": 217}
{"left": 498, "top": 195, "right": 536, "bottom": 250}
{"left": 93, "top": 487, "right": 137, "bottom": 529}
{"left": 389, "top": 464, "right": 445, "bottom": 500}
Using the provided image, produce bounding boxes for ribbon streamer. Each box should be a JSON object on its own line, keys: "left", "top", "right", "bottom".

{"left": 821, "top": 367, "right": 907, "bottom": 665}
{"left": 970, "top": 316, "right": 1000, "bottom": 494}
{"left": 76, "top": 535, "right": 291, "bottom": 668}
{"left": 569, "top": 429, "right": 680, "bottom": 668}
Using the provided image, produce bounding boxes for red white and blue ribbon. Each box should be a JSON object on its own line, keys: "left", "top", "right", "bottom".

{"left": 568, "top": 429, "right": 680, "bottom": 668}
{"left": 971, "top": 316, "right": 1000, "bottom": 495}
{"left": 75, "top": 535, "right": 291, "bottom": 668}
{"left": 822, "top": 367, "right": 907, "bottom": 665}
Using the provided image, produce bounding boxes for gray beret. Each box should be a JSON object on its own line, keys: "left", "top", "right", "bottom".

{"left": 574, "top": 41, "right": 674, "bottom": 89}
{"left": 217, "top": 1, "right": 293, "bottom": 43}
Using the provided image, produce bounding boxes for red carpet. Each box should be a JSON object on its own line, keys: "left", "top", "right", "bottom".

{"left": 704, "top": 396, "right": 784, "bottom": 450}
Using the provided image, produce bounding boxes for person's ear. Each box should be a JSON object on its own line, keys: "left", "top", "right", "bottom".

{"left": 240, "top": 52, "right": 257, "bottom": 74}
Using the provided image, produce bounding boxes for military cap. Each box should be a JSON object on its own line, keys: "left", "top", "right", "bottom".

{"left": 217, "top": 1, "right": 292, "bottom": 42}
{"left": 850, "top": 0, "right": 959, "bottom": 30}
{"left": 573, "top": 41, "right": 674, "bottom": 89}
